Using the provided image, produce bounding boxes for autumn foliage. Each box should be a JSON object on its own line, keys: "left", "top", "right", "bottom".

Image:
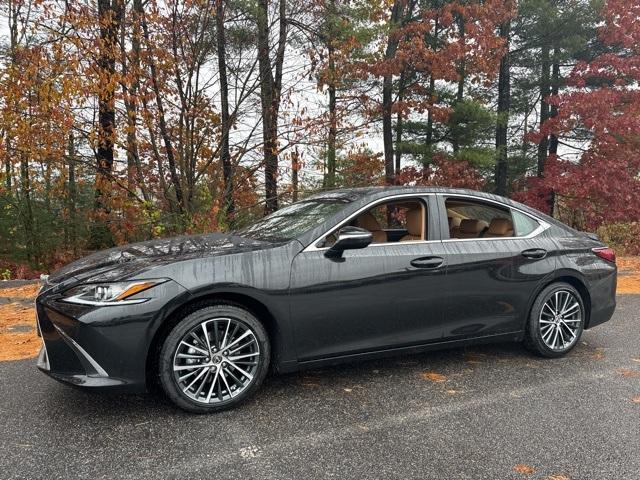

{"left": 0, "top": 0, "right": 639, "bottom": 277}
{"left": 517, "top": 0, "right": 640, "bottom": 231}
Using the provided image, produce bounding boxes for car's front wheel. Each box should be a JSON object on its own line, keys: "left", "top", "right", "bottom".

{"left": 524, "top": 282, "right": 585, "bottom": 358}
{"left": 158, "top": 304, "right": 270, "bottom": 413}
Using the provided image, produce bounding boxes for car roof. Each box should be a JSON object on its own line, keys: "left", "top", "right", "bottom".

{"left": 306, "top": 186, "right": 517, "bottom": 205}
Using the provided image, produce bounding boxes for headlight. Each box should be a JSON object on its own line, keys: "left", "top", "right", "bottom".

{"left": 62, "top": 280, "right": 167, "bottom": 306}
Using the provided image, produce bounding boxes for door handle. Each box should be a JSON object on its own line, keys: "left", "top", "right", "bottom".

{"left": 410, "top": 256, "right": 444, "bottom": 269}
{"left": 521, "top": 248, "right": 547, "bottom": 259}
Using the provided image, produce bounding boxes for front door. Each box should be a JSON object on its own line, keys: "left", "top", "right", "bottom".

{"left": 289, "top": 194, "right": 448, "bottom": 361}
{"left": 289, "top": 246, "right": 396, "bottom": 361}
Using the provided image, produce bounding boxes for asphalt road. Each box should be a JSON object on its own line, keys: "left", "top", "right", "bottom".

{"left": 1, "top": 296, "right": 639, "bottom": 480}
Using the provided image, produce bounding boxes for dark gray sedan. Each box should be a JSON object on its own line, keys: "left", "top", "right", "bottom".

{"left": 35, "top": 187, "right": 617, "bottom": 412}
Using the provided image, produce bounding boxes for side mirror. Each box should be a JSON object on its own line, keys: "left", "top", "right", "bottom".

{"left": 325, "top": 226, "right": 373, "bottom": 258}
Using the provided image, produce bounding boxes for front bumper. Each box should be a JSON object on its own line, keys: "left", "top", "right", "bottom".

{"left": 36, "top": 279, "right": 190, "bottom": 392}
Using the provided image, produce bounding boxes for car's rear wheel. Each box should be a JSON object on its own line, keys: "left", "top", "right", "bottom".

{"left": 524, "top": 282, "right": 585, "bottom": 358}
{"left": 158, "top": 304, "right": 270, "bottom": 413}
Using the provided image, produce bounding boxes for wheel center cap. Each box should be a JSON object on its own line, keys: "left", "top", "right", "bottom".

{"left": 213, "top": 355, "right": 222, "bottom": 364}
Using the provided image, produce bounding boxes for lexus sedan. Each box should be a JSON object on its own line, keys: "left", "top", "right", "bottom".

{"left": 35, "top": 187, "right": 617, "bottom": 412}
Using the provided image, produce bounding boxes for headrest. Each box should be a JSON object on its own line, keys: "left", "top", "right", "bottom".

{"left": 459, "top": 219, "right": 485, "bottom": 234}
{"left": 487, "top": 218, "right": 513, "bottom": 235}
{"left": 357, "top": 212, "right": 381, "bottom": 232}
{"left": 405, "top": 208, "right": 423, "bottom": 237}
{"left": 448, "top": 216, "right": 461, "bottom": 228}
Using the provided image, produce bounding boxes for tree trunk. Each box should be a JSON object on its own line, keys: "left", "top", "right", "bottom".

{"left": 548, "top": 48, "right": 560, "bottom": 156}
{"left": 91, "top": 0, "right": 123, "bottom": 248}
{"left": 67, "top": 131, "right": 77, "bottom": 253}
{"left": 216, "top": 0, "right": 235, "bottom": 223}
{"left": 456, "top": 15, "right": 465, "bottom": 104}
{"left": 494, "top": 19, "right": 511, "bottom": 197}
{"left": 382, "top": 0, "right": 404, "bottom": 186}
{"left": 257, "top": 0, "right": 287, "bottom": 215}
{"left": 325, "top": 45, "right": 337, "bottom": 189}
{"left": 536, "top": 42, "right": 551, "bottom": 177}
{"left": 3, "top": 135, "right": 10, "bottom": 190}
{"left": 395, "top": 71, "right": 406, "bottom": 173}
{"left": 141, "top": 5, "right": 186, "bottom": 218}
{"left": 121, "top": 0, "right": 148, "bottom": 202}
{"left": 425, "top": 18, "right": 438, "bottom": 157}
{"left": 292, "top": 148, "right": 299, "bottom": 202}
{"left": 426, "top": 74, "right": 435, "bottom": 148}
{"left": 453, "top": 14, "right": 465, "bottom": 154}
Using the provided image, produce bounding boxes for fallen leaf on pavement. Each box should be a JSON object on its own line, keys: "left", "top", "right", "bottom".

{"left": 631, "top": 358, "right": 640, "bottom": 364}
{"left": 546, "top": 475, "right": 571, "bottom": 480}
{"left": 513, "top": 464, "right": 535, "bottom": 475}
{"left": 617, "top": 368, "right": 640, "bottom": 378}
{"left": 591, "top": 349, "right": 605, "bottom": 360}
{"left": 420, "top": 372, "right": 447, "bottom": 382}
{"left": 632, "top": 396, "right": 640, "bottom": 404}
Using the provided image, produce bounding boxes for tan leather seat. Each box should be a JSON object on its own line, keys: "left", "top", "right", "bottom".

{"left": 456, "top": 219, "right": 488, "bottom": 238}
{"left": 448, "top": 216, "right": 461, "bottom": 238}
{"left": 486, "top": 218, "right": 514, "bottom": 237}
{"left": 356, "top": 212, "right": 387, "bottom": 243}
{"left": 400, "top": 208, "right": 424, "bottom": 241}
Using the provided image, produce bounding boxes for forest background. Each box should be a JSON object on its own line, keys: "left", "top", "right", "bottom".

{"left": 1, "top": 0, "right": 639, "bottom": 278}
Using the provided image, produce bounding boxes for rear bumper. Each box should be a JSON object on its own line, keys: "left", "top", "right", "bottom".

{"left": 35, "top": 280, "right": 190, "bottom": 393}
{"left": 586, "top": 262, "right": 617, "bottom": 329}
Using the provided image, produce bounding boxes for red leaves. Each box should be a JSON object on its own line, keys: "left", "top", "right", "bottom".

{"left": 360, "top": 0, "right": 513, "bottom": 118}
{"left": 522, "top": 0, "right": 640, "bottom": 231}
{"left": 396, "top": 155, "right": 485, "bottom": 190}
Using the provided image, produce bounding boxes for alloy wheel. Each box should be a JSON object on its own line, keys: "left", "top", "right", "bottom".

{"left": 539, "top": 290, "right": 583, "bottom": 351}
{"left": 172, "top": 317, "right": 261, "bottom": 404}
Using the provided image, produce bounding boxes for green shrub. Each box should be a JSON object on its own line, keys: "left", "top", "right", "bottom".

{"left": 596, "top": 222, "right": 640, "bottom": 256}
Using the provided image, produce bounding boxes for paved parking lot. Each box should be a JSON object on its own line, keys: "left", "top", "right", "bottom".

{"left": 1, "top": 295, "right": 639, "bottom": 480}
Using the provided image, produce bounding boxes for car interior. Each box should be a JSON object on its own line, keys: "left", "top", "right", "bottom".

{"left": 323, "top": 200, "right": 426, "bottom": 246}
{"left": 323, "top": 197, "right": 520, "bottom": 247}
{"left": 446, "top": 199, "right": 515, "bottom": 239}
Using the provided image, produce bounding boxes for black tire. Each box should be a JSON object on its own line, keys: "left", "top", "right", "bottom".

{"left": 158, "top": 304, "right": 270, "bottom": 413}
{"left": 524, "top": 282, "right": 585, "bottom": 358}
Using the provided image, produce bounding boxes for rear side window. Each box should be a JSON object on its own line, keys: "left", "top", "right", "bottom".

{"left": 446, "top": 198, "right": 514, "bottom": 239}
{"left": 512, "top": 210, "right": 539, "bottom": 237}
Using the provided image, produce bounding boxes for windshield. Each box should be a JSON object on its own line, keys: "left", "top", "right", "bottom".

{"left": 238, "top": 198, "right": 353, "bottom": 241}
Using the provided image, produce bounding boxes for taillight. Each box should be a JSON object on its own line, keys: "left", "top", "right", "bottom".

{"left": 592, "top": 247, "right": 616, "bottom": 263}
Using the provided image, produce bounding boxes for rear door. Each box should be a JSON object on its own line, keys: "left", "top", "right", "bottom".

{"left": 438, "top": 194, "right": 557, "bottom": 339}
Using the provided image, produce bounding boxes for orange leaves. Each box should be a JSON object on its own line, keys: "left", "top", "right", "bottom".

{"left": 420, "top": 371, "right": 447, "bottom": 382}
{"left": 513, "top": 464, "right": 535, "bottom": 475}
{"left": 617, "top": 369, "right": 640, "bottom": 379}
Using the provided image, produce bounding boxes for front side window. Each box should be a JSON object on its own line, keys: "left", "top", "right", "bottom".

{"left": 321, "top": 198, "right": 427, "bottom": 246}
{"left": 446, "top": 198, "right": 514, "bottom": 239}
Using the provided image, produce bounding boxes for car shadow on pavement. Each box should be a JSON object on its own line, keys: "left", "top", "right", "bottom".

{"left": 36, "top": 339, "right": 595, "bottom": 422}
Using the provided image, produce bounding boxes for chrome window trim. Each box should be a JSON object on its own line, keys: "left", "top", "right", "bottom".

{"left": 303, "top": 193, "right": 436, "bottom": 253}
{"left": 441, "top": 193, "right": 550, "bottom": 242}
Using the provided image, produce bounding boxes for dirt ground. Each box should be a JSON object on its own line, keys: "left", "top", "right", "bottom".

{"left": 1, "top": 258, "right": 639, "bottom": 362}
{"left": 617, "top": 257, "right": 640, "bottom": 294}
{"left": 0, "top": 284, "right": 40, "bottom": 361}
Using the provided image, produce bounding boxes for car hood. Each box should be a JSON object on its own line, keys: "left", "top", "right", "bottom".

{"left": 47, "top": 232, "right": 280, "bottom": 287}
